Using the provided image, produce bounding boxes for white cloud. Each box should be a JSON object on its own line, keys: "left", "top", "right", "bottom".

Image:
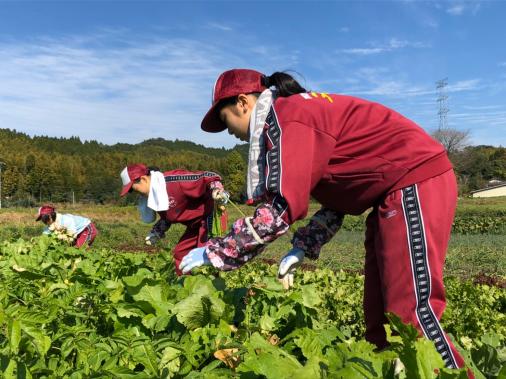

{"left": 398, "top": 1, "right": 440, "bottom": 29}
{"left": 340, "top": 27, "right": 350, "bottom": 33}
{"left": 451, "top": 111, "right": 506, "bottom": 127}
{"left": 387, "top": 38, "right": 429, "bottom": 49}
{"left": 336, "top": 66, "right": 435, "bottom": 98}
{"left": 248, "top": 46, "right": 300, "bottom": 66}
{"left": 206, "top": 22, "right": 233, "bottom": 32}
{"left": 423, "top": 18, "right": 439, "bottom": 28}
{"left": 447, "top": 79, "right": 481, "bottom": 92}
{"left": 462, "top": 104, "right": 505, "bottom": 111}
{"left": 339, "top": 38, "right": 430, "bottom": 55}
{"left": 340, "top": 47, "right": 385, "bottom": 55}
{"left": 447, "top": 4, "right": 466, "bottom": 15}
{"left": 0, "top": 31, "right": 296, "bottom": 147}
{"left": 446, "top": 2, "right": 481, "bottom": 16}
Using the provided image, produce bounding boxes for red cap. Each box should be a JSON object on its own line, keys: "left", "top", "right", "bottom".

{"left": 120, "top": 163, "right": 149, "bottom": 196}
{"left": 201, "top": 68, "right": 266, "bottom": 133}
{"left": 36, "top": 205, "right": 55, "bottom": 221}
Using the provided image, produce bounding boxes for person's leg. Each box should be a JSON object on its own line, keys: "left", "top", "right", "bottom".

{"left": 86, "top": 223, "right": 97, "bottom": 246}
{"left": 74, "top": 230, "right": 87, "bottom": 248}
{"left": 363, "top": 208, "right": 389, "bottom": 349}
{"left": 375, "top": 170, "right": 471, "bottom": 375}
{"left": 173, "top": 220, "right": 208, "bottom": 276}
{"left": 75, "top": 223, "right": 97, "bottom": 248}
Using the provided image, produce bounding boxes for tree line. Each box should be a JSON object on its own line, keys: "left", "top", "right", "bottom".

{"left": 0, "top": 129, "right": 247, "bottom": 206}
{"left": 0, "top": 128, "right": 504, "bottom": 207}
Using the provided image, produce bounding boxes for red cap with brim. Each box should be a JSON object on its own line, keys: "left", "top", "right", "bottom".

{"left": 36, "top": 205, "right": 55, "bottom": 221}
{"left": 201, "top": 68, "right": 266, "bottom": 133}
{"left": 120, "top": 163, "right": 149, "bottom": 196}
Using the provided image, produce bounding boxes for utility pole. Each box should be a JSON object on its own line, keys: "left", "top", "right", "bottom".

{"left": 0, "top": 161, "right": 5, "bottom": 209}
{"left": 436, "top": 78, "right": 449, "bottom": 131}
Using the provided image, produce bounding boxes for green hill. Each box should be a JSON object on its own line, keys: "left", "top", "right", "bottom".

{"left": 0, "top": 128, "right": 247, "bottom": 205}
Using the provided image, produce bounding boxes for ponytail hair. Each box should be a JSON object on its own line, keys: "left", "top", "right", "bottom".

{"left": 261, "top": 72, "right": 306, "bottom": 97}
{"left": 147, "top": 166, "right": 161, "bottom": 173}
{"left": 215, "top": 71, "right": 306, "bottom": 113}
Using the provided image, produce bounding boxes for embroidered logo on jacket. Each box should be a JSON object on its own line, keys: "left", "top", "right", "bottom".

{"left": 168, "top": 196, "right": 177, "bottom": 209}
{"left": 382, "top": 209, "right": 398, "bottom": 219}
{"left": 299, "top": 92, "right": 333, "bottom": 103}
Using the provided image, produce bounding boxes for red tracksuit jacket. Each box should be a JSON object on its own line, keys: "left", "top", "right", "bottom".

{"left": 206, "top": 92, "right": 452, "bottom": 270}
{"left": 205, "top": 93, "right": 471, "bottom": 376}
{"left": 150, "top": 169, "right": 222, "bottom": 237}
{"left": 267, "top": 92, "right": 451, "bottom": 220}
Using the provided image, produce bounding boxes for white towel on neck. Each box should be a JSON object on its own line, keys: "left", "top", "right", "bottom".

{"left": 147, "top": 171, "right": 170, "bottom": 211}
{"left": 246, "top": 88, "right": 275, "bottom": 203}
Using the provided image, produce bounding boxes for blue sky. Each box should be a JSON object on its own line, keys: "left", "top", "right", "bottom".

{"left": 0, "top": 1, "right": 505, "bottom": 148}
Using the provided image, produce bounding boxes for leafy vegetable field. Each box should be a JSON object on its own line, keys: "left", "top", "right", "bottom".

{"left": 0, "top": 237, "right": 504, "bottom": 378}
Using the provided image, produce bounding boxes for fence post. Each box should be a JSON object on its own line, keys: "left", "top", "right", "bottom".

{"left": 0, "top": 161, "right": 5, "bottom": 209}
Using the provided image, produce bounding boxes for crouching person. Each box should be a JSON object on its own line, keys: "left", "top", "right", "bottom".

{"left": 36, "top": 204, "right": 97, "bottom": 248}
{"left": 119, "top": 163, "right": 228, "bottom": 275}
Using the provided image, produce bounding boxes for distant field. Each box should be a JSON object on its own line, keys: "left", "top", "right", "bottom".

{"left": 1, "top": 197, "right": 505, "bottom": 280}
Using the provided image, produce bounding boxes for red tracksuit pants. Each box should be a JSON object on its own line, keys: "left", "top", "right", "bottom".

{"left": 173, "top": 220, "right": 209, "bottom": 276}
{"left": 74, "top": 223, "right": 98, "bottom": 248}
{"left": 363, "top": 169, "right": 472, "bottom": 376}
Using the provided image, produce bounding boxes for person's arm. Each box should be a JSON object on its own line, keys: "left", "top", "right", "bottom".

{"left": 208, "top": 180, "right": 230, "bottom": 205}
{"left": 291, "top": 207, "right": 344, "bottom": 260}
{"left": 151, "top": 218, "right": 171, "bottom": 237}
{"left": 205, "top": 116, "right": 336, "bottom": 271}
{"left": 206, "top": 203, "right": 289, "bottom": 270}
{"left": 177, "top": 171, "right": 223, "bottom": 200}
{"left": 146, "top": 218, "right": 171, "bottom": 245}
{"left": 208, "top": 180, "right": 224, "bottom": 192}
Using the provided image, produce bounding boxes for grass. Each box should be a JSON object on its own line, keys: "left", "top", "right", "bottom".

{"left": 456, "top": 196, "right": 506, "bottom": 213}
{"left": 1, "top": 198, "right": 505, "bottom": 280}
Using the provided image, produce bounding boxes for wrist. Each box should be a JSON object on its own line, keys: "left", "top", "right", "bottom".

{"left": 289, "top": 247, "right": 305, "bottom": 258}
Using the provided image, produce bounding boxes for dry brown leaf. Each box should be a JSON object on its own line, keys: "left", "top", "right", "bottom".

{"left": 268, "top": 334, "right": 280, "bottom": 345}
{"left": 214, "top": 348, "right": 240, "bottom": 369}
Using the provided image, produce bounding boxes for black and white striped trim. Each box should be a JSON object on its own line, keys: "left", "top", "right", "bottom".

{"left": 165, "top": 172, "right": 219, "bottom": 183}
{"left": 265, "top": 108, "right": 282, "bottom": 193}
{"left": 401, "top": 185, "right": 458, "bottom": 369}
{"left": 83, "top": 223, "right": 93, "bottom": 243}
{"left": 265, "top": 107, "right": 288, "bottom": 216}
{"left": 206, "top": 212, "right": 213, "bottom": 238}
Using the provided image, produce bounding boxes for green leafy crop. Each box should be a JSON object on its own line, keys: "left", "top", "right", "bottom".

{"left": 0, "top": 237, "right": 503, "bottom": 378}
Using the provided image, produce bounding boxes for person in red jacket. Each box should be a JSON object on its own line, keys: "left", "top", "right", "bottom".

{"left": 180, "top": 69, "right": 473, "bottom": 376}
{"left": 120, "top": 163, "right": 228, "bottom": 275}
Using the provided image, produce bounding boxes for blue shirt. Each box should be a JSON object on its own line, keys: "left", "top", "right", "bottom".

{"left": 43, "top": 213, "right": 91, "bottom": 236}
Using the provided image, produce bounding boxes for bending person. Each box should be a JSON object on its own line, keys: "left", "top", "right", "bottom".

{"left": 180, "top": 69, "right": 472, "bottom": 376}
{"left": 120, "top": 163, "right": 228, "bottom": 275}
{"left": 36, "top": 204, "right": 97, "bottom": 248}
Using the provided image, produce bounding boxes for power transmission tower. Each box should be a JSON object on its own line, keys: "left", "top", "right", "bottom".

{"left": 436, "top": 78, "right": 449, "bottom": 131}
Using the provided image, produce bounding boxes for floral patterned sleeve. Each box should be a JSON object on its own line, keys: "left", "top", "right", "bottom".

{"left": 206, "top": 203, "right": 289, "bottom": 271}
{"left": 291, "top": 208, "right": 344, "bottom": 260}
{"left": 208, "top": 180, "right": 224, "bottom": 192}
